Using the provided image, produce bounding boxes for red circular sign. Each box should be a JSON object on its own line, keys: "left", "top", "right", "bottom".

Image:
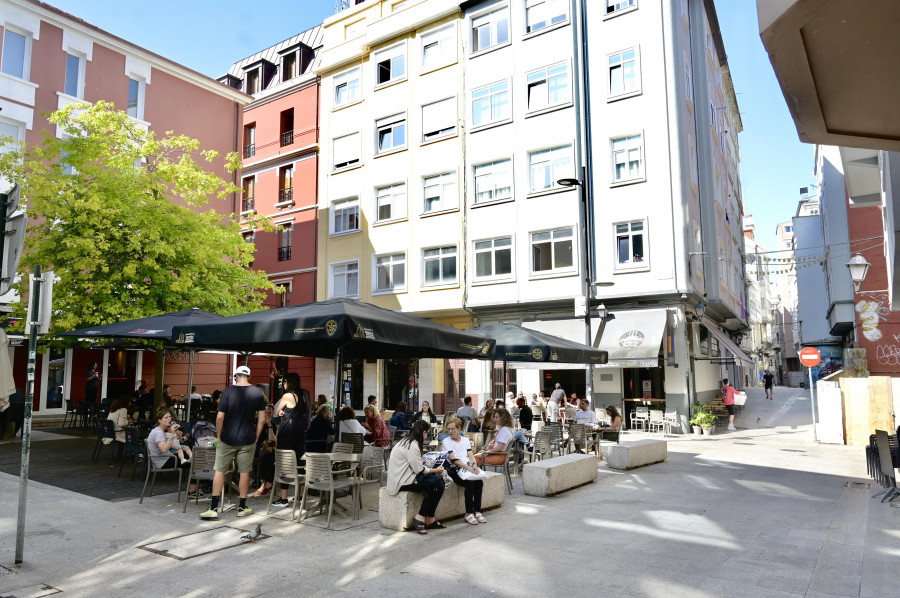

{"left": 799, "top": 347, "right": 821, "bottom": 367}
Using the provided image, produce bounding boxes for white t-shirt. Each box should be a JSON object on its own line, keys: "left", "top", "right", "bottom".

{"left": 442, "top": 435, "right": 472, "bottom": 463}
{"left": 494, "top": 426, "right": 513, "bottom": 447}
{"left": 339, "top": 418, "right": 367, "bottom": 440}
{"left": 575, "top": 409, "right": 597, "bottom": 424}
{"left": 456, "top": 406, "right": 478, "bottom": 420}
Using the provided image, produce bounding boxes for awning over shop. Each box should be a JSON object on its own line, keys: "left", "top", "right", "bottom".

{"left": 702, "top": 321, "right": 753, "bottom": 367}
{"left": 595, "top": 308, "right": 667, "bottom": 368}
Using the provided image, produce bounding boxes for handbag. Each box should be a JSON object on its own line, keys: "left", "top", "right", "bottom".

{"left": 415, "top": 470, "right": 444, "bottom": 488}
{"left": 477, "top": 451, "right": 506, "bottom": 466}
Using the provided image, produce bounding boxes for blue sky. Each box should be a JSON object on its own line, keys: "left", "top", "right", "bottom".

{"left": 48, "top": 0, "right": 813, "bottom": 251}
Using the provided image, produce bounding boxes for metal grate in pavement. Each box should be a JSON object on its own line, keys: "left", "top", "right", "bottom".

{"left": 844, "top": 481, "right": 870, "bottom": 489}
{"left": 138, "top": 526, "right": 269, "bottom": 561}
{"left": 0, "top": 584, "right": 61, "bottom": 598}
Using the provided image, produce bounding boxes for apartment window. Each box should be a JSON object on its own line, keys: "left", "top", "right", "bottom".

{"left": 475, "top": 237, "right": 512, "bottom": 279}
{"left": 282, "top": 52, "right": 297, "bottom": 82}
{"left": 615, "top": 221, "right": 645, "bottom": 267}
{"left": 375, "top": 183, "right": 407, "bottom": 223}
{"left": 64, "top": 53, "right": 83, "bottom": 98}
{"left": 472, "top": 80, "right": 510, "bottom": 127}
{"left": 526, "top": 63, "right": 569, "bottom": 112}
{"left": 246, "top": 69, "right": 260, "bottom": 94}
{"left": 608, "top": 48, "right": 639, "bottom": 98}
{"left": 244, "top": 124, "right": 256, "bottom": 158}
{"left": 332, "top": 198, "right": 360, "bottom": 235}
{"left": 424, "top": 246, "right": 457, "bottom": 286}
{"left": 333, "top": 132, "right": 360, "bottom": 170}
{"left": 611, "top": 134, "right": 643, "bottom": 183}
{"left": 374, "top": 253, "right": 406, "bottom": 292}
{"left": 525, "top": 0, "right": 568, "bottom": 33}
{"left": 280, "top": 109, "right": 294, "bottom": 147}
{"left": 275, "top": 282, "right": 290, "bottom": 308}
{"left": 374, "top": 44, "right": 406, "bottom": 86}
{"left": 607, "top": 0, "right": 636, "bottom": 15}
{"left": 474, "top": 159, "right": 512, "bottom": 204}
{"left": 127, "top": 77, "right": 144, "bottom": 119}
{"left": 331, "top": 261, "right": 359, "bottom": 298}
{"left": 422, "top": 25, "right": 455, "bottom": 71}
{"left": 334, "top": 68, "right": 360, "bottom": 107}
{"left": 472, "top": 7, "right": 509, "bottom": 53}
{"left": 241, "top": 177, "right": 255, "bottom": 213}
{"left": 1, "top": 29, "right": 27, "bottom": 79}
{"left": 529, "top": 145, "right": 572, "bottom": 193}
{"left": 277, "top": 224, "right": 292, "bottom": 261}
{"left": 423, "top": 172, "right": 457, "bottom": 213}
{"left": 279, "top": 165, "right": 293, "bottom": 204}
{"left": 376, "top": 114, "right": 406, "bottom": 153}
{"left": 785, "top": 226, "right": 792, "bottom": 232}
{"left": 532, "top": 228, "right": 573, "bottom": 273}
{"left": 422, "top": 98, "right": 456, "bottom": 141}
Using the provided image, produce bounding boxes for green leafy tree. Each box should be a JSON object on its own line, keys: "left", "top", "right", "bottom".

{"left": 0, "top": 100, "right": 275, "bottom": 341}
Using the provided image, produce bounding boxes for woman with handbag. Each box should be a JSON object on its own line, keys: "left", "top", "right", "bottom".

{"left": 475, "top": 408, "right": 514, "bottom": 466}
{"left": 442, "top": 416, "right": 486, "bottom": 525}
{"left": 386, "top": 420, "right": 445, "bottom": 535}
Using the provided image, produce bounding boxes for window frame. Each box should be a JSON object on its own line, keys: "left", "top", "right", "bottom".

{"left": 473, "top": 235, "right": 514, "bottom": 283}
{"left": 126, "top": 76, "right": 146, "bottom": 121}
{"left": 422, "top": 245, "right": 459, "bottom": 288}
{"left": 610, "top": 132, "right": 645, "bottom": 186}
{"left": 604, "top": 0, "right": 638, "bottom": 19}
{"left": 331, "top": 197, "right": 361, "bottom": 236}
{"left": 281, "top": 52, "right": 297, "bottom": 83}
{"left": 372, "top": 251, "right": 408, "bottom": 294}
{"left": 63, "top": 51, "right": 86, "bottom": 99}
{"left": 527, "top": 144, "right": 574, "bottom": 195}
{"left": 422, "top": 171, "right": 458, "bottom": 215}
{"left": 530, "top": 227, "right": 576, "bottom": 277}
{"left": 421, "top": 97, "right": 457, "bottom": 143}
{"left": 613, "top": 219, "right": 649, "bottom": 272}
{"left": 421, "top": 24, "right": 457, "bottom": 73}
{"left": 524, "top": 0, "right": 569, "bottom": 37}
{"left": 1, "top": 26, "right": 31, "bottom": 81}
{"left": 329, "top": 260, "right": 360, "bottom": 299}
{"left": 525, "top": 61, "right": 571, "bottom": 115}
{"left": 333, "top": 67, "right": 361, "bottom": 109}
{"left": 470, "top": 6, "right": 511, "bottom": 56}
{"left": 375, "top": 113, "right": 407, "bottom": 156}
{"left": 607, "top": 46, "right": 641, "bottom": 101}
{"left": 374, "top": 182, "right": 408, "bottom": 224}
{"left": 373, "top": 42, "right": 407, "bottom": 89}
{"left": 473, "top": 158, "right": 514, "bottom": 206}
{"left": 276, "top": 222, "right": 293, "bottom": 262}
{"left": 241, "top": 176, "right": 255, "bottom": 215}
{"left": 471, "top": 79, "right": 512, "bottom": 130}
{"left": 332, "top": 132, "right": 361, "bottom": 172}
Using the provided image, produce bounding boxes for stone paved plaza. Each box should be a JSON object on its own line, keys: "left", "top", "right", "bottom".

{"left": 1, "top": 385, "right": 897, "bottom": 598}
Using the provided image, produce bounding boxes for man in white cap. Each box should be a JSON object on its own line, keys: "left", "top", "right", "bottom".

{"left": 201, "top": 365, "right": 266, "bottom": 519}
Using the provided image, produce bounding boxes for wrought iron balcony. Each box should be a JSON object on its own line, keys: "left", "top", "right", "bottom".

{"left": 241, "top": 197, "right": 255, "bottom": 213}
{"left": 278, "top": 246, "right": 292, "bottom": 261}
{"left": 281, "top": 130, "right": 293, "bottom": 147}
{"left": 244, "top": 144, "right": 255, "bottom": 158}
{"left": 279, "top": 187, "right": 293, "bottom": 203}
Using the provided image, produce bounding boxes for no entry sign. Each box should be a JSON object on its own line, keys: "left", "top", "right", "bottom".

{"left": 799, "top": 347, "right": 821, "bottom": 367}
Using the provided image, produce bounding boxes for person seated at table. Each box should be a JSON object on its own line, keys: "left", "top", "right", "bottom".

{"left": 600, "top": 405, "right": 623, "bottom": 431}
{"left": 210, "top": 389, "right": 222, "bottom": 408}
{"left": 159, "top": 394, "right": 182, "bottom": 424}
{"left": 574, "top": 399, "right": 598, "bottom": 426}
{"left": 442, "top": 416, "right": 486, "bottom": 525}
{"left": 390, "top": 402, "right": 412, "bottom": 432}
{"left": 364, "top": 405, "right": 392, "bottom": 447}
{"left": 252, "top": 404, "right": 277, "bottom": 497}
{"left": 386, "top": 420, "right": 445, "bottom": 535}
{"left": 336, "top": 405, "right": 368, "bottom": 443}
{"left": 147, "top": 410, "right": 197, "bottom": 495}
{"left": 480, "top": 408, "right": 497, "bottom": 439}
{"left": 478, "top": 398, "right": 495, "bottom": 419}
{"left": 413, "top": 400, "right": 439, "bottom": 425}
{"left": 105, "top": 395, "right": 131, "bottom": 447}
{"left": 456, "top": 395, "right": 479, "bottom": 426}
{"left": 475, "top": 409, "right": 515, "bottom": 466}
{"left": 516, "top": 397, "right": 533, "bottom": 432}
{"left": 165, "top": 422, "right": 192, "bottom": 464}
{"left": 306, "top": 404, "right": 335, "bottom": 453}
{"left": 495, "top": 399, "right": 506, "bottom": 410}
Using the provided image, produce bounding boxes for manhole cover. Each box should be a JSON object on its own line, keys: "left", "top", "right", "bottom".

{"left": 844, "top": 482, "right": 870, "bottom": 489}
{"left": 0, "top": 584, "right": 60, "bottom": 598}
{"left": 138, "top": 526, "right": 269, "bottom": 561}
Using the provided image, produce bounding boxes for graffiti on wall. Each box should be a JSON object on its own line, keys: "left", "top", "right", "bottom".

{"left": 856, "top": 293, "right": 889, "bottom": 341}
{"left": 855, "top": 292, "right": 900, "bottom": 367}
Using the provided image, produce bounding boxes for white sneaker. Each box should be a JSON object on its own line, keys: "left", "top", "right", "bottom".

{"left": 727, "top": 424, "right": 736, "bottom": 431}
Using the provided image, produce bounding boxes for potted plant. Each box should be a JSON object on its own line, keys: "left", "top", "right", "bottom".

{"left": 690, "top": 411, "right": 716, "bottom": 435}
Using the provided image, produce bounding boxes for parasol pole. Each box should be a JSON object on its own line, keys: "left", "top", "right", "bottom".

{"left": 186, "top": 348, "right": 195, "bottom": 421}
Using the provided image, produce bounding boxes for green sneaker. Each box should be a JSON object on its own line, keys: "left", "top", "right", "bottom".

{"left": 236, "top": 506, "right": 253, "bottom": 517}
{"left": 199, "top": 509, "right": 218, "bottom": 520}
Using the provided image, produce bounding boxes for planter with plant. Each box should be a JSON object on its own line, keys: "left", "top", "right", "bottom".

{"left": 690, "top": 411, "right": 716, "bottom": 435}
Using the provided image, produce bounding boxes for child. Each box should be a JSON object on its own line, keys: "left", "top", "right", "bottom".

{"left": 166, "top": 423, "right": 192, "bottom": 464}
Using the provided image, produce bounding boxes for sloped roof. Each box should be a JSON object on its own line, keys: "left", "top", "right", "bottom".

{"left": 224, "top": 25, "right": 324, "bottom": 81}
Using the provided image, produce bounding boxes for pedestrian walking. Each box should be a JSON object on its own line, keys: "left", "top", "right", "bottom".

{"left": 200, "top": 365, "right": 267, "bottom": 520}
{"left": 763, "top": 370, "right": 775, "bottom": 400}
{"left": 722, "top": 378, "right": 737, "bottom": 431}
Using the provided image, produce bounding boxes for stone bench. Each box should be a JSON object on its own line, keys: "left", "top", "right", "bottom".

{"left": 379, "top": 471, "right": 506, "bottom": 531}
{"left": 607, "top": 439, "right": 667, "bottom": 470}
{"left": 523, "top": 453, "right": 598, "bottom": 497}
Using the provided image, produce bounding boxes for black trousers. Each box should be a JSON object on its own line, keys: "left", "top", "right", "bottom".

{"left": 400, "top": 474, "right": 445, "bottom": 518}
{"left": 446, "top": 467, "right": 483, "bottom": 513}
{"left": 276, "top": 429, "right": 305, "bottom": 490}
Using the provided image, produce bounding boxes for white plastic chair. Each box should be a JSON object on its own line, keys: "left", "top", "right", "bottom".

{"left": 663, "top": 409, "right": 681, "bottom": 436}
{"left": 648, "top": 410, "right": 665, "bottom": 433}
{"left": 631, "top": 406, "right": 649, "bottom": 431}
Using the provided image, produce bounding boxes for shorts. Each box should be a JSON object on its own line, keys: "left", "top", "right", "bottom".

{"left": 214, "top": 441, "right": 255, "bottom": 473}
{"left": 725, "top": 404, "right": 735, "bottom": 416}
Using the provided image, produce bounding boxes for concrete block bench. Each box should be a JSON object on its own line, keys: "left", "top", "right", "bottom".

{"left": 607, "top": 439, "right": 667, "bottom": 470}
{"left": 523, "top": 453, "right": 598, "bottom": 497}
{"left": 379, "top": 471, "right": 506, "bottom": 531}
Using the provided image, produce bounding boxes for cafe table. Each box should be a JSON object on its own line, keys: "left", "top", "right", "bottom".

{"left": 298, "top": 452, "right": 361, "bottom": 520}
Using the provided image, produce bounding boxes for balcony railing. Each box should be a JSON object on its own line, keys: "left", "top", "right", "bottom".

{"left": 278, "top": 246, "right": 292, "bottom": 261}
{"left": 281, "top": 130, "right": 294, "bottom": 147}
{"left": 279, "top": 187, "right": 293, "bottom": 203}
{"left": 242, "top": 197, "right": 255, "bottom": 212}
{"left": 244, "top": 144, "right": 256, "bottom": 158}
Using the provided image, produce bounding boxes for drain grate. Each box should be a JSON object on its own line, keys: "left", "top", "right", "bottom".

{"left": 844, "top": 481, "right": 870, "bottom": 489}
{"left": 0, "top": 584, "right": 61, "bottom": 598}
{"left": 138, "top": 526, "right": 269, "bottom": 561}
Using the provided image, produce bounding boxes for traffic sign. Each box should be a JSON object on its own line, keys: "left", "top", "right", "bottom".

{"left": 799, "top": 347, "right": 821, "bottom": 367}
